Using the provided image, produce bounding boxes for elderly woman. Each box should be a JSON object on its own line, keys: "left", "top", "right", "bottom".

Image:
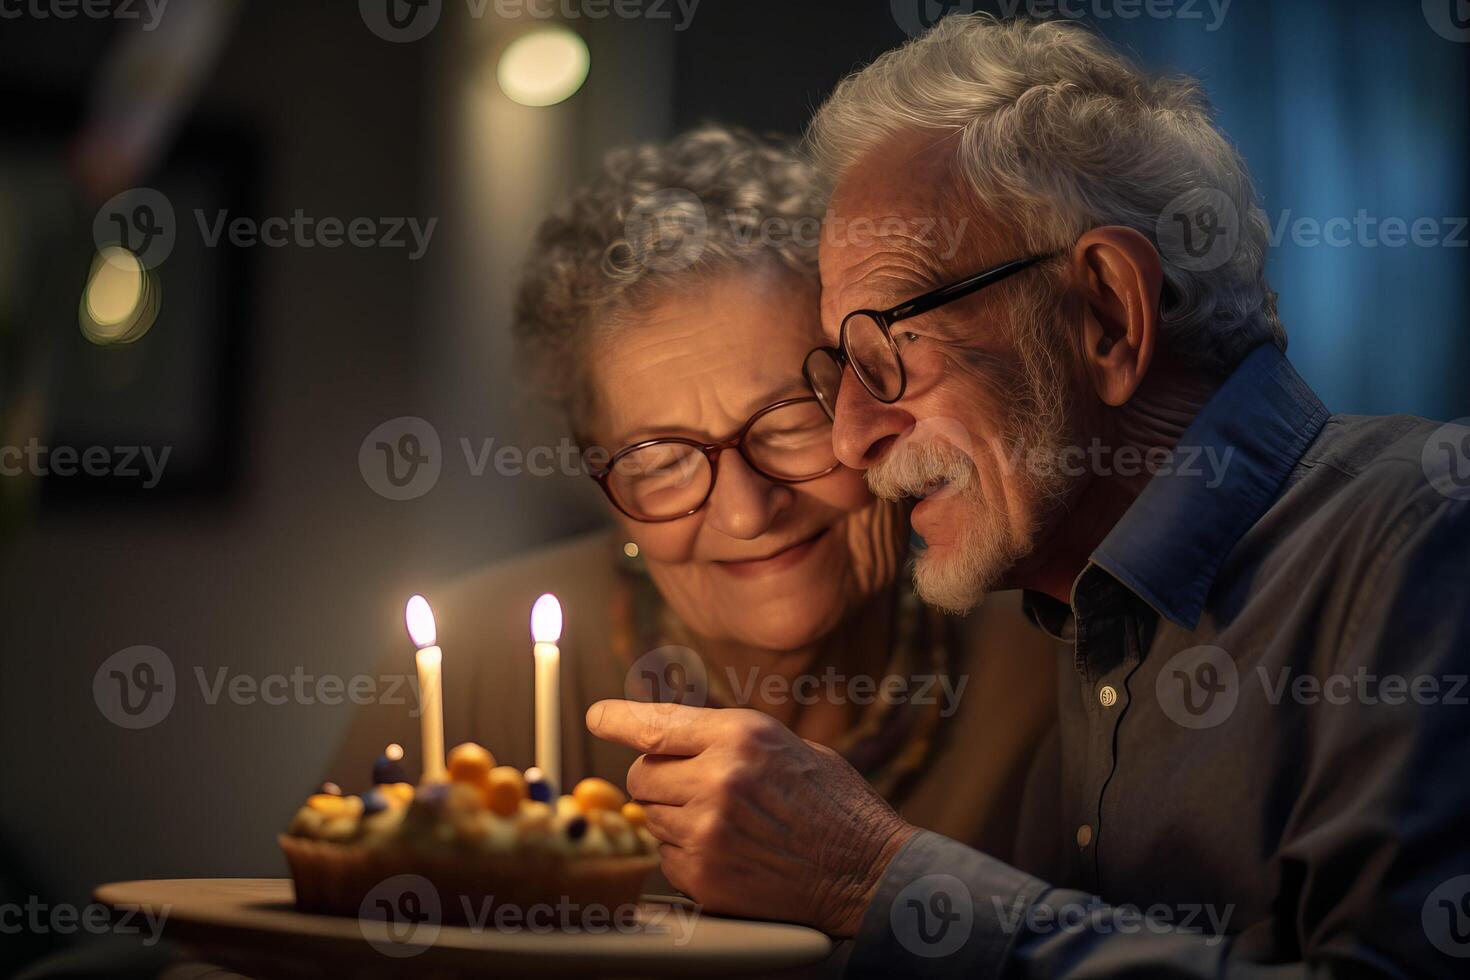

{"left": 330, "top": 125, "right": 1056, "bottom": 862}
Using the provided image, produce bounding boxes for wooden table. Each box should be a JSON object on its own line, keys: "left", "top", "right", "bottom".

{"left": 94, "top": 878, "right": 834, "bottom": 977}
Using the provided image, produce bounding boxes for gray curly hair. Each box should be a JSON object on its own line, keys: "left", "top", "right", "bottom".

{"left": 514, "top": 125, "right": 826, "bottom": 431}
{"left": 806, "top": 14, "right": 1285, "bottom": 375}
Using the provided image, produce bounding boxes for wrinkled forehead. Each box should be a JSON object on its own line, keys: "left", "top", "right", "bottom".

{"left": 589, "top": 269, "right": 823, "bottom": 443}
{"left": 819, "top": 133, "right": 1015, "bottom": 327}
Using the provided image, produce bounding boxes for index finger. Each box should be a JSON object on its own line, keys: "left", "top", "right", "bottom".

{"left": 586, "top": 699, "right": 724, "bottom": 756}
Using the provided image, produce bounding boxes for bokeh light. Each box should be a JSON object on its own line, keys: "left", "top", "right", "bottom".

{"left": 79, "top": 245, "right": 160, "bottom": 345}
{"left": 496, "top": 27, "right": 590, "bottom": 107}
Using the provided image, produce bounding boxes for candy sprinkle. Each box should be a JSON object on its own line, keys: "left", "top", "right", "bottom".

{"left": 526, "top": 766, "right": 555, "bottom": 803}
{"left": 362, "top": 789, "right": 389, "bottom": 816}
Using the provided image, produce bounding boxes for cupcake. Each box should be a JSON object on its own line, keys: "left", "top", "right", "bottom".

{"left": 280, "top": 742, "right": 660, "bottom": 924}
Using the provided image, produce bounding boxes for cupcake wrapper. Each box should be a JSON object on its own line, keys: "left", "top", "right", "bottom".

{"left": 279, "top": 834, "right": 658, "bottom": 925}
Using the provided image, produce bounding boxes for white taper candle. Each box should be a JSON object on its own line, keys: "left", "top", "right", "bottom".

{"left": 531, "top": 593, "right": 563, "bottom": 793}
{"left": 405, "top": 594, "right": 447, "bottom": 783}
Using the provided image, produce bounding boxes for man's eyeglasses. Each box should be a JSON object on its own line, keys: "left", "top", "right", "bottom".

{"left": 589, "top": 396, "right": 839, "bottom": 523}
{"left": 803, "top": 253, "right": 1059, "bottom": 419}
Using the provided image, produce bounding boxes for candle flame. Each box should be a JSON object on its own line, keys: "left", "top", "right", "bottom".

{"left": 405, "top": 594, "right": 437, "bottom": 648}
{"left": 531, "top": 593, "right": 562, "bottom": 643}
{"left": 386, "top": 743, "right": 404, "bottom": 762}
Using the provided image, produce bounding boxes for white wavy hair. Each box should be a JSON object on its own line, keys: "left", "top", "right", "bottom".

{"left": 514, "top": 125, "right": 825, "bottom": 430}
{"left": 806, "top": 14, "right": 1284, "bottom": 374}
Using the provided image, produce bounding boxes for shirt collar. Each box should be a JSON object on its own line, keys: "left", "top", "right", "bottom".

{"left": 1088, "top": 344, "right": 1330, "bottom": 630}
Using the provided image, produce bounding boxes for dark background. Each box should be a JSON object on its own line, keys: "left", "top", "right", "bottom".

{"left": 0, "top": 0, "right": 1466, "bottom": 972}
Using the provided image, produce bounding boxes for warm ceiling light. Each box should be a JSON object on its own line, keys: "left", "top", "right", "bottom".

{"left": 496, "top": 27, "right": 590, "bottom": 107}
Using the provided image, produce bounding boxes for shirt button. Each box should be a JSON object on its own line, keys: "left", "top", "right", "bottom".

{"left": 1076, "top": 824, "right": 1093, "bottom": 848}
{"left": 1099, "top": 685, "right": 1118, "bottom": 707}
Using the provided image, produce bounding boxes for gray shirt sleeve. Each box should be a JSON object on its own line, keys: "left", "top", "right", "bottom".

{"left": 846, "top": 833, "right": 1295, "bottom": 978}
{"left": 850, "top": 493, "right": 1470, "bottom": 980}
{"left": 847, "top": 830, "right": 1046, "bottom": 978}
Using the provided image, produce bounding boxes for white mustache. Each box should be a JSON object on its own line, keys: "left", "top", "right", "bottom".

{"left": 865, "top": 439, "right": 976, "bottom": 502}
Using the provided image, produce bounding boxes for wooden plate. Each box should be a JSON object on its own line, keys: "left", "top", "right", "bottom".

{"left": 94, "top": 878, "right": 834, "bottom": 978}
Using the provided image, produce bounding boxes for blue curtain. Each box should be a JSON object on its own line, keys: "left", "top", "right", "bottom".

{"left": 1095, "top": 0, "right": 1470, "bottom": 419}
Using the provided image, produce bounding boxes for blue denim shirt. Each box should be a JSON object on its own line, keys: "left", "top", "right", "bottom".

{"left": 849, "top": 345, "right": 1470, "bottom": 978}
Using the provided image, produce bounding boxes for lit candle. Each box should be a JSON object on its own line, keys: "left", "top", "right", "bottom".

{"left": 531, "top": 593, "right": 562, "bottom": 794}
{"left": 405, "top": 595, "right": 446, "bottom": 783}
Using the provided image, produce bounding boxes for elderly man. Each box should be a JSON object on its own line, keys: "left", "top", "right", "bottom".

{"left": 586, "top": 14, "right": 1470, "bottom": 977}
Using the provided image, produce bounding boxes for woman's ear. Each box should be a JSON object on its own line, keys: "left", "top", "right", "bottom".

{"left": 1070, "top": 226, "right": 1163, "bottom": 407}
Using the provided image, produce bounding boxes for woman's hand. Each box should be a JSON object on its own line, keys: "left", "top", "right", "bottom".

{"left": 586, "top": 698, "right": 917, "bottom": 936}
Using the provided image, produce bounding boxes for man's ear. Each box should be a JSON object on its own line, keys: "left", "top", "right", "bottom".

{"left": 1071, "top": 226, "right": 1163, "bottom": 407}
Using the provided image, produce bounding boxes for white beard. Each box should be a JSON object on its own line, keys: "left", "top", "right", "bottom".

{"left": 869, "top": 386, "right": 1071, "bottom": 615}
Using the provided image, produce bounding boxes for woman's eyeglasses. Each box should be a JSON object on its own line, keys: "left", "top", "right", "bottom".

{"left": 589, "top": 396, "right": 839, "bottom": 523}
{"left": 802, "top": 253, "right": 1059, "bottom": 419}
